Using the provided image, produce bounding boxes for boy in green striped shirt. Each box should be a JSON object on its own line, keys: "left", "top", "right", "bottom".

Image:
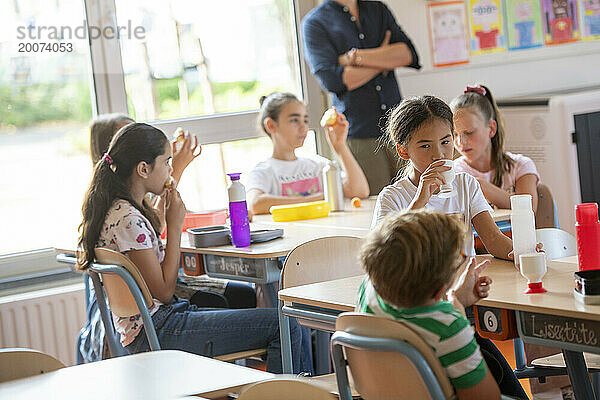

{"left": 357, "top": 210, "right": 501, "bottom": 399}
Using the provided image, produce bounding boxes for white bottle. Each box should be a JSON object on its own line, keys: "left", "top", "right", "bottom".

{"left": 510, "top": 195, "right": 536, "bottom": 268}
{"left": 323, "top": 160, "right": 344, "bottom": 212}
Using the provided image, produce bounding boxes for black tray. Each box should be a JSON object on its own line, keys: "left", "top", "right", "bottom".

{"left": 575, "top": 269, "right": 600, "bottom": 296}
{"left": 187, "top": 226, "right": 230, "bottom": 248}
{"left": 248, "top": 229, "right": 283, "bottom": 243}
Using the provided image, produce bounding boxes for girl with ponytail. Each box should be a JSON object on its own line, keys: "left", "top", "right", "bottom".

{"left": 77, "top": 123, "right": 301, "bottom": 373}
{"left": 450, "top": 85, "right": 540, "bottom": 211}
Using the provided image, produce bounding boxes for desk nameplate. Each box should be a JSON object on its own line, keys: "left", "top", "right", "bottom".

{"left": 203, "top": 254, "right": 281, "bottom": 284}
{"left": 517, "top": 311, "right": 600, "bottom": 354}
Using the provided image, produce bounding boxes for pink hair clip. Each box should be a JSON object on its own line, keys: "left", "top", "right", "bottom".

{"left": 102, "top": 153, "right": 113, "bottom": 165}
{"left": 464, "top": 85, "right": 486, "bottom": 96}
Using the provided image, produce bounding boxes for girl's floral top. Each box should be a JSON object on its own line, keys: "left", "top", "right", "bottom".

{"left": 97, "top": 199, "right": 164, "bottom": 346}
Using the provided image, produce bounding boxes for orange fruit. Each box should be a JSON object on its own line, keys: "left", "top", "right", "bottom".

{"left": 351, "top": 197, "right": 361, "bottom": 208}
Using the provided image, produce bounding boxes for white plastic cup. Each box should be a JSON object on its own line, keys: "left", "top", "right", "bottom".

{"left": 519, "top": 252, "right": 547, "bottom": 294}
{"left": 437, "top": 159, "right": 456, "bottom": 198}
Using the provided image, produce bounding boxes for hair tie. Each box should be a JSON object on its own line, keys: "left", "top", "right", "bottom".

{"left": 102, "top": 153, "right": 113, "bottom": 165}
{"left": 464, "top": 85, "right": 486, "bottom": 96}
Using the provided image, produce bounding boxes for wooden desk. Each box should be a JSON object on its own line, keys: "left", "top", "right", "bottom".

{"left": 177, "top": 199, "right": 375, "bottom": 284}
{"left": 180, "top": 222, "right": 368, "bottom": 259}
{"left": 179, "top": 200, "right": 510, "bottom": 283}
{"left": 278, "top": 256, "right": 600, "bottom": 399}
{"left": 55, "top": 201, "right": 511, "bottom": 284}
{"left": 278, "top": 256, "right": 597, "bottom": 323}
{"left": 0, "top": 350, "right": 273, "bottom": 400}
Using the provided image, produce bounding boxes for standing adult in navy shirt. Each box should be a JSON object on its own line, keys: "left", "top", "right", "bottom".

{"left": 301, "top": 0, "right": 420, "bottom": 195}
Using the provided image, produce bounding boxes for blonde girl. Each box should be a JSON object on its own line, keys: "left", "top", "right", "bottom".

{"left": 450, "top": 85, "right": 540, "bottom": 211}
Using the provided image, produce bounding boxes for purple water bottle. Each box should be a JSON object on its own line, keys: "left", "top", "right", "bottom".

{"left": 227, "top": 173, "right": 251, "bottom": 247}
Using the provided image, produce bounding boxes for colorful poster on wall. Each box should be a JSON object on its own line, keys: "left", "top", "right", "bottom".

{"left": 541, "top": 0, "right": 580, "bottom": 44}
{"left": 468, "top": 0, "right": 507, "bottom": 54}
{"left": 428, "top": 1, "right": 470, "bottom": 66}
{"left": 580, "top": 0, "right": 600, "bottom": 39}
{"left": 505, "top": 0, "right": 544, "bottom": 49}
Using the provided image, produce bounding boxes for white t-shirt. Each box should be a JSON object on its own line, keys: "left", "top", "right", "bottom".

{"left": 454, "top": 152, "right": 540, "bottom": 194}
{"left": 246, "top": 155, "right": 330, "bottom": 197}
{"left": 372, "top": 173, "right": 492, "bottom": 256}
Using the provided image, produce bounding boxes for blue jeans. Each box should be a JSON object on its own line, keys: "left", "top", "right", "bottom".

{"left": 126, "top": 299, "right": 303, "bottom": 373}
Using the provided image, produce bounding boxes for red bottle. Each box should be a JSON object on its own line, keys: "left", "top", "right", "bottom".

{"left": 575, "top": 203, "right": 600, "bottom": 271}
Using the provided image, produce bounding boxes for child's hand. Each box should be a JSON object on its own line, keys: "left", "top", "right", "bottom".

{"left": 508, "top": 242, "right": 544, "bottom": 269}
{"left": 153, "top": 195, "right": 167, "bottom": 233}
{"left": 447, "top": 290, "right": 466, "bottom": 316}
{"left": 172, "top": 130, "right": 201, "bottom": 179}
{"left": 414, "top": 160, "right": 451, "bottom": 207}
{"left": 324, "top": 109, "right": 349, "bottom": 154}
{"left": 453, "top": 258, "right": 492, "bottom": 308}
{"left": 165, "top": 188, "right": 186, "bottom": 229}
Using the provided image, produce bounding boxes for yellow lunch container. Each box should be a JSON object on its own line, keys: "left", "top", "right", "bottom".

{"left": 269, "top": 200, "right": 330, "bottom": 222}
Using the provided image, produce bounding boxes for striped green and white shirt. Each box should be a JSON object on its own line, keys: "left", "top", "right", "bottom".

{"left": 356, "top": 278, "right": 487, "bottom": 389}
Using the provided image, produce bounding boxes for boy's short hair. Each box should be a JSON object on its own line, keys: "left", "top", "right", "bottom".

{"left": 360, "top": 210, "right": 467, "bottom": 308}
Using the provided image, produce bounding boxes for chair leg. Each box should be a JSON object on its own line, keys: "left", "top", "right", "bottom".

{"left": 278, "top": 300, "right": 294, "bottom": 374}
{"left": 331, "top": 343, "right": 353, "bottom": 400}
{"left": 563, "top": 350, "right": 595, "bottom": 400}
{"left": 513, "top": 338, "right": 527, "bottom": 371}
{"left": 593, "top": 373, "right": 600, "bottom": 399}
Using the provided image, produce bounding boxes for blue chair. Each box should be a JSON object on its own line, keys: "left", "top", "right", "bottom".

{"left": 56, "top": 252, "right": 126, "bottom": 359}
{"left": 59, "top": 248, "right": 164, "bottom": 356}
{"left": 278, "top": 236, "right": 364, "bottom": 375}
{"left": 59, "top": 249, "right": 266, "bottom": 362}
{"left": 331, "top": 312, "right": 454, "bottom": 400}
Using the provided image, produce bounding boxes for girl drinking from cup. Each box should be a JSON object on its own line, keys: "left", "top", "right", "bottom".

{"left": 372, "top": 95, "right": 513, "bottom": 259}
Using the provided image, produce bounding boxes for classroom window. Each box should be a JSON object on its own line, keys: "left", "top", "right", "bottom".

{"left": 114, "top": 0, "right": 302, "bottom": 121}
{"left": 1, "top": 0, "right": 317, "bottom": 260}
{"left": 109, "top": 0, "right": 315, "bottom": 212}
{"left": 0, "top": 0, "right": 94, "bottom": 256}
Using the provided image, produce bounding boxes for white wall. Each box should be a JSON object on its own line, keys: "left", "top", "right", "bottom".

{"left": 387, "top": 0, "right": 600, "bottom": 101}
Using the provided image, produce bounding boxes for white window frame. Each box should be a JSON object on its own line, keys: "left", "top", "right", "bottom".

{"left": 85, "top": 0, "right": 326, "bottom": 146}
{"left": 1, "top": 0, "right": 327, "bottom": 280}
